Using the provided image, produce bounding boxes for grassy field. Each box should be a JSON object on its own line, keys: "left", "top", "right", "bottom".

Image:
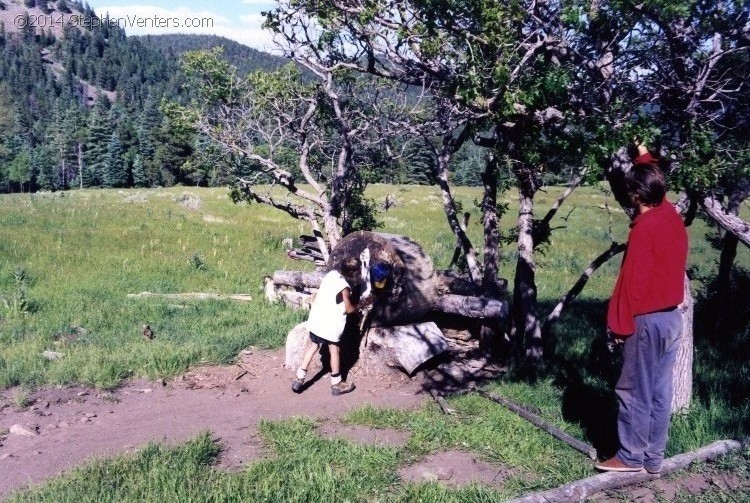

{"left": 1, "top": 184, "right": 749, "bottom": 501}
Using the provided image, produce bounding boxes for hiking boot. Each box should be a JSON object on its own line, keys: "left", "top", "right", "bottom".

{"left": 331, "top": 381, "right": 355, "bottom": 396}
{"left": 291, "top": 377, "right": 305, "bottom": 393}
{"left": 595, "top": 457, "right": 643, "bottom": 473}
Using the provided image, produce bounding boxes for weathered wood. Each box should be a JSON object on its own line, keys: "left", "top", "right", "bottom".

{"left": 429, "top": 388, "right": 456, "bottom": 415}
{"left": 272, "top": 270, "right": 326, "bottom": 289}
{"left": 477, "top": 389, "right": 597, "bottom": 460}
{"left": 434, "top": 294, "right": 508, "bottom": 320}
{"left": 508, "top": 438, "right": 745, "bottom": 503}
{"left": 436, "top": 271, "right": 484, "bottom": 296}
{"left": 284, "top": 323, "right": 310, "bottom": 370}
{"left": 673, "top": 274, "right": 694, "bottom": 413}
{"left": 277, "top": 291, "right": 313, "bottom": 310}
{"left": 271, "top": 269, "right": 508, "bottom": 321}
{"left": 329, "top": 231, "right": 439, "bottom": 326}
{"left": 287, "top": 249, "right": 326, "bottom": 265}
{"left": 127, "top": 292, "right": 252, "bottom": 302}
{"left": 701, "top": 195, "right": 750, "bottom": 248}
{"left": 276, "top": 269, "right": 490, "bottom": 296}
{"left": 364, "top": 322, "right": 449, "bottom": 374}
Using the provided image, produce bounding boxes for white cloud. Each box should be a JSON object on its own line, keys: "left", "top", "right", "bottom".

{"left": 96, "top": 4, "right": 277, "bottom": 51}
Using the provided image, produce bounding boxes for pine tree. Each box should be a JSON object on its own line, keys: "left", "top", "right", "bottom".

{"left": 84, "top": 97, "right": 111, "bottom": 187}
{"left": 137, "top": 94, "right": 162, "bottom": 185}
{"left": 131, "top": 154, "right": 147, "bottom": 187}
{"left": 103, "top": 132, "right": 126, "bottom": 187}
{"left": 33, "top": 144, "right": 57, "bottom": 191}
{"left": 403, "top": 141, "right": 436, "bottom": 185}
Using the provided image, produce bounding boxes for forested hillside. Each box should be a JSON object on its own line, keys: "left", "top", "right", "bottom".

{"left": 0, "top": 0, "right": 488, "bottom": 193}
{"left": 0, "top": 0, "right": 293, "bottom": 192}
{"left": 137, "top": 34, "right": 288, "bottom": 76}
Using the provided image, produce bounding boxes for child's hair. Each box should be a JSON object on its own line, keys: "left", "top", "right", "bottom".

{"left": 625, "top": 164, "right": 666, "bottom": 207}
{"left": 338, "top": 258, "right": 360, "bottom": 278}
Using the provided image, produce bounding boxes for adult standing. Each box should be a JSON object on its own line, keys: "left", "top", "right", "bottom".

{"left": 595, "top": 148, "right": 689, "bottom": 474}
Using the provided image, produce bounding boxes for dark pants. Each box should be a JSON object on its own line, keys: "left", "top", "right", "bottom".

{"left": 615, "top": 309, "right": 682, "bottom": 471}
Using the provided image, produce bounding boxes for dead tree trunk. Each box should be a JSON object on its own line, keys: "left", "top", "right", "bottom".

{"left": 672, "top": 274, "right": 693, "bottom": 413}
{"left": 328, "top": 231, "right": 439, "bottom": 326}
{"left": 511, "top": 173, "right": 542, "bottom": 363}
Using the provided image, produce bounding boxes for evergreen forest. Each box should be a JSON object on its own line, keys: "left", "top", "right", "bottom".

{"left": 0, "top": 0, "right": 490, "bottom": 193}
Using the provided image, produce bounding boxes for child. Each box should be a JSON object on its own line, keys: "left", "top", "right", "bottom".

{"left": 292, "top": 258, "right": 371, "bottom": 396}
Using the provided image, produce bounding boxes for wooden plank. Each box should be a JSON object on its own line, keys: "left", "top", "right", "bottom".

{"left": 127, "top": 292, "right": 252, "bottom": 302}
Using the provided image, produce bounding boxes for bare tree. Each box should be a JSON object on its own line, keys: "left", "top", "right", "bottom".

{"left": 171, "top": 48, "right": 412, "bottom": 259}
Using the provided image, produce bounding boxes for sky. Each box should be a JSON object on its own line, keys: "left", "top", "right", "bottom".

{"left": 84, "top": 0, "right": 279, "bottom": 52}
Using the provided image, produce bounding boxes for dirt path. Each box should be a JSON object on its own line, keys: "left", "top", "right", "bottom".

{"left": 0, "top": 348, "right": 426, "bottom": 499}
{"left": 2, "top": 348, "right": 747, "bottom": 501}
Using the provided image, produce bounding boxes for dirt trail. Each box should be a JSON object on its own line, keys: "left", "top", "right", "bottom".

{"left": 2, "top": 348, "right": 747, "bottom": 501}
{"left": 0, "top": 348, "right": 426, "bottom": 499}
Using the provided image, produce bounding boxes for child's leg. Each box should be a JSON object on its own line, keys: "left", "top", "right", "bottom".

{"left": 297, "top": 342, "right": 321, "bottom": 379}
{"left": 328, "top": 344, "right": 354, "bottom": 395}
{"left": 328, "top": 344, "right": 342, "bottom": 384}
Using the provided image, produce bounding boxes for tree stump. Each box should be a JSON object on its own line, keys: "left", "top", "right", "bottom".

{"left": 328, "top": 231, "right": 439, "bottom": 326}
{"left": 277, "top": 231, "right": 509, "bottom": 379}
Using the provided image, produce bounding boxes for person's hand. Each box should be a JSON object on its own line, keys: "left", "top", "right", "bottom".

{"left": 606, "top": 328, "right": 624, "bottom": 353}
{"left": 358, "top": 295, "right": 374, "bottom": 310}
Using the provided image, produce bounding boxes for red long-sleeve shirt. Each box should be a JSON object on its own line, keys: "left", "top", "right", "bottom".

{"left": 607, "top": 198, "right": 688, "bottom": 336}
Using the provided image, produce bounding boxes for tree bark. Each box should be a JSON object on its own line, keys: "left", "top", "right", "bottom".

{"left": 433, "top": 294, "right": 508, "bottom": 320}
{"left": 714, "top": 185, "right": 749, "bottom": 335}
{"left": 272, "top": 270, "right": 327, "bottom": 290}
{"left": 511, "top": 178, "right": 542, "bottom": 362}
{"left": 361, "top": 322, "right": 449, "bottom": 375}
{"left": 328, "top": 231, "right": 439, "bottom": 326}
{"left": 672, "top": 273, "right": 693, "bottom": 413}
{"left": 701, "top": 194, "right": 750, "bottom": 248}
{"left": 508, "top": 438, "right": 744, "bottom": 503}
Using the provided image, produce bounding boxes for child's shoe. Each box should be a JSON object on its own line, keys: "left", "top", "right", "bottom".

{"left": 291, "top": 377, "right": 305, "bottom": 393}
{"left": 331, "top": 381, "right": 355, "bottom": 396}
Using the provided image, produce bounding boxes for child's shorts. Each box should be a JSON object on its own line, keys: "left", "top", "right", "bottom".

{"left": 309, "top": 332, "right": 339, "bottom": 346}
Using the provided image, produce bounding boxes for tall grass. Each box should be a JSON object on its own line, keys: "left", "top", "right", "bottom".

{"left": 0, "top": 188, "right": 307, "bottom": 388}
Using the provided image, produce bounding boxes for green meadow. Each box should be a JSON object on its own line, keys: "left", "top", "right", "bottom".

{"left": 1, "top": 184, "right": 749, "bottom": 501}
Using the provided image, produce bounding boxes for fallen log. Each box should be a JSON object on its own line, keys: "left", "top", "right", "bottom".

{"left": 429, "top": 388, "right": 456, "bottom": 415}
{"left": 127, "top": 292, "right": 252, "bottom": 302}
{"left": 508, "top": 438, "right": 746, "bottom": 503}
{"left": 272, "top": 270, "right": 326, "bottom": 290}
{"left": 434, "top": 294, "right": 508, "bottom": 320}
{"left": 476, "top": 389, "right": 597, "bottom": 460}
{"left": 271, "top": 270, "right": 508, "bottom": 321}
